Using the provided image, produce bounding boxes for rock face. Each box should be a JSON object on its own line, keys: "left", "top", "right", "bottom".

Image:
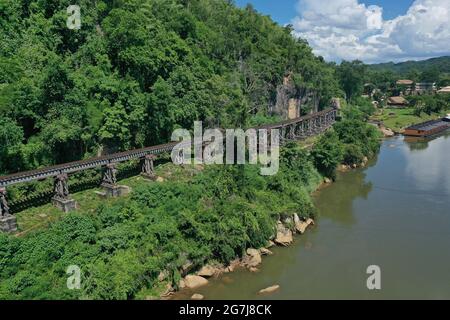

{"left": 184, "top": 275, "right": 209, "bottom": 289}
{"left": 242, "top": 248, "right": 262, "bottom": 268}
{"left": 191, "top": 293, "right": 204, "bottom": 300}
{"left": 274, "top": 221, "right": 293, "bottom": 246}
{"left": 258, "top": 285, "right": 280, "bottom": 295}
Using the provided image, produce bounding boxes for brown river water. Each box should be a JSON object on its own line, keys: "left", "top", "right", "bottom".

{"left": 174, "top": 132, "right": 450, "bottom": 299}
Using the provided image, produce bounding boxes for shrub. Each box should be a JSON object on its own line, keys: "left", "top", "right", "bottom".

{"left": 342, "top": 144, "right": 364, "bottom": 165}
{"left": 311, "top": 130, "right": 344, "bottom": 179}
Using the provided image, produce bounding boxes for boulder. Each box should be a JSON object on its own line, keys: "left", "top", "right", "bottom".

{"left": 242, "top": 248, "right": 262, "bottom": 268}
{"left": 324, "top": 177, "right": 332, "bottom": 184}
{"left": 226, "top": 259, "right": 241, "bottom": 273}
{"left": 306, "top": 218, "right": 315, "bottom": 226}
{"left": 293, "top": 213, "right": 308, "bottom": 234}
{"left": 258, "top": 285, "right": 280, "bottom": 295}
{"left": 380, "top": 127, "right": 394, "bottom": 137}
{"left": 362, "top": 156, "right": 368, "bottom": 166}
{"left": 179, "top": 279, "right": 186, "bottom": 289}
{"left": 266, "top": 240, "right": 275, "bottom": 248}
{"left": 191, "top": 293, "right": 204, "bottom": 300}
{"left": 274, "top": 222, "right": 293, "bottom": 246}
{"left": 296, "top": 221, "right": 308, "bottom": 234}
{"left": 197, "top": 264, "right": 221, "bottom": 278}
{"left": 184, "top": 275, "right": 209, "bottom": 289}
{"left": 259, "top": 248, "right": 273, "bottom": 256}
{"left": 156, "top": 176, "right": 165, "bottom": 182}
{"left": 160, "top": 283, "right": 174, "bottom": 298}
{"left": 249, "top": 267, "right": 259, "bottom": 273}
{"left": 246, "top": 248, "right": 260, "bottom": 257}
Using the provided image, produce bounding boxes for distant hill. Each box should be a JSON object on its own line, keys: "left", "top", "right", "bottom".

{"left": 368, "top": 56, "right": 450, "bottom": 74}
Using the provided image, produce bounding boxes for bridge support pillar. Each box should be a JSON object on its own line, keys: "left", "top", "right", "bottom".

{"left": 100, "top": 163, "right": 129, "bottom": 198}
{"left": 0, "top": 187, "right": 17, "bottom": 233}
{"left": 141, "top": 155, "right": 156, "bottom": 181}
{"left": 52, "top": 173, "right": 77, "bottom": 213}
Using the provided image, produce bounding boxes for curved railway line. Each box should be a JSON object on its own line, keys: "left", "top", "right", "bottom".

{"left": 0, "top": 108, "right": 337, "bottom": 187}
{"left": 0, "top": 107, "right": 337, "bottom": 231}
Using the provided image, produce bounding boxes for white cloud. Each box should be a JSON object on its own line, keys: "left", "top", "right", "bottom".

{"left": 291, "top": 0, "right": 450, "bottom": 63}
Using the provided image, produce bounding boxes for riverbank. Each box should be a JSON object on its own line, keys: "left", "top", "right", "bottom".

{"left": 370, "top": 107, "right": 450, "bottom": 134}
{"left": 170, "top": 155, "right": 373, "bottom": 300}
{"left": 166, "top": 213, "right": 316, "bottom": 300}
{"left": 186, "top": 132, "right": 450, "bottom": 299}
{"left": 0, "top": 119, "right": 381, "bottom": 300}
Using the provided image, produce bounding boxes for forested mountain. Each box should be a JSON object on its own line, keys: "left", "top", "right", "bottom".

{"left": 0, "top": 0, "right": 340, "bottom": 175}
{"left": 368, "top": 56, "right": 450, "bottom": 75}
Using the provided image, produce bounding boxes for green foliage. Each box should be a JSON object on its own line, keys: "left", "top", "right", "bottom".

{"left": 368, "top": 56, "right": 450, "bottom": 75}
{"left": 342, "top": 144, "right": 364, "bottom": 165}
{"left": 0, "top": 0, "right": 339, "bottom": 174}
{"left": 336, "top": 60, "right": 366, "bottom": 101}
{"left": 0, "top": 117, "right": 24, "bottom": 174}
{"left": 311, "top": 130, "right": 343, "bottom": 179}
{"left": 334, "top": 119, "right": 381, "bottom": 158}
{"left": 0, "top": 0, "right": 383, "bottom": 301}
{"left": 407, "top": 94, "right": 450, "bottom": 116}
{"left": 346, "top": 96, "right": 376, "bottom": 120}
{"left": 311, "top": 119, "right": 380, "bottom": 178}
{"left": 0, "top": 140, "right": 337, "bottom": 299}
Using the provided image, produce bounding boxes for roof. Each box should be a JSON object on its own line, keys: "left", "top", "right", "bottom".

{"left": 396, "top": 79, "right": 413, "bottom": 85}
{"left": 406, "top": 119, "right": 449, "bottom": 131}
{"left": 438, "top": 86, "right": 450, "bottom": 93}
{"left": 415, "top": 82, "right": 436, "bottom": 86}
{"left": 388, "top": 96, "right": 408, "bottom": 105}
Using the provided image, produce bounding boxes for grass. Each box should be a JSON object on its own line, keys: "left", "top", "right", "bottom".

{"left": 14, "top": 162, "right": 204, "bottom": 237}
{"left": 370, "top": 107, "right": 450, "bottom": 132}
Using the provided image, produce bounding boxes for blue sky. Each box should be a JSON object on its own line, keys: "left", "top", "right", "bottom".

{"left": 235, "top": 0, "right": 414, "bottom": 25}
{"left": 234, "top": 0, "right": 450, "bottom": 63}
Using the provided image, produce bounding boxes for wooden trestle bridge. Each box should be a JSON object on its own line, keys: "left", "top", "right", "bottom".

{"left": 0, "top": 107, "right": 337, "bottom": 232}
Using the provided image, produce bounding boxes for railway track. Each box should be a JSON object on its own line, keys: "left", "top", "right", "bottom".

{"left": 0, "top": 108, "right": 337, "bottom": 187}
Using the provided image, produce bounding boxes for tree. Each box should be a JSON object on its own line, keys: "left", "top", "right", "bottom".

{"left": 98, "top": 102, "right": 131, "bottom": 151}
{"left": 0, "top": 118, "right": 24, "bottom": 173}
{"left": 337, "top": 60, "right": 367, "bottom": 102}
{"left": 420, "top": 67, "right": 439, "bottom": 83}
{"left": 310, "top": 130, "right": 343, "bottom": 179}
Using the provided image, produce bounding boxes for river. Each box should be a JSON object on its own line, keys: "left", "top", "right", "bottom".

{"left": 175, "top": 132, "right": 450, "bottom": 299}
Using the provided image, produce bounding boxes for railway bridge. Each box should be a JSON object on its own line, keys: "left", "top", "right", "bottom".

{"left": 0, "top": 107, "right": 338, "bottom": 233}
